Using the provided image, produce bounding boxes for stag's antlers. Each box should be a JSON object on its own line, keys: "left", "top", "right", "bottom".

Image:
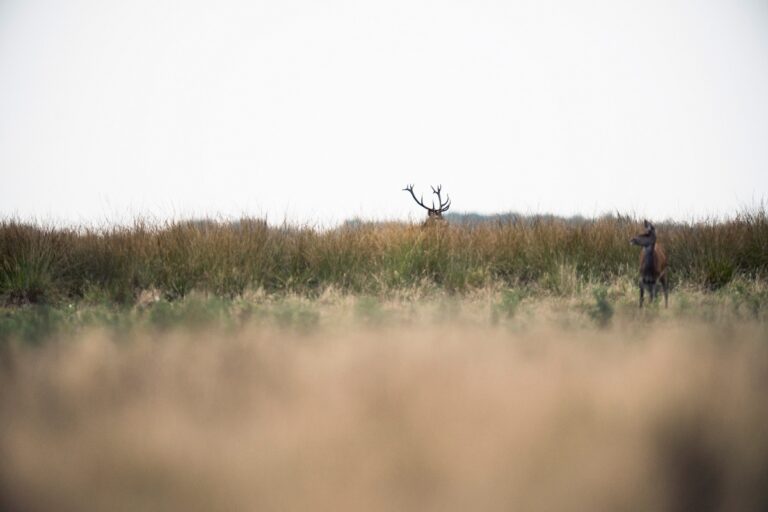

{"left": 430, "top": 185, "right": 451, "bottom": 213}
{"left": 403, "top": 184, "right": 432, "bottom": 212}
{"left": 403, "top": 184, "right": 451, "bottom": 218}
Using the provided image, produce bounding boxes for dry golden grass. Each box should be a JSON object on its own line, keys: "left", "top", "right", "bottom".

{"left": 2, "top": 207, "right": 767, "bottom": 303}
{"left": 2, "top": 210, "right": 767, "bottom": 510}
{"left": 1, "top": 306, "right": 767, "bottom": 512}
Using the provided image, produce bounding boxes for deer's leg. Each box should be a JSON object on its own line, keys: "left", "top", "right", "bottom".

{"left": 639, "top": 281, "right": 645, "bottom": 308}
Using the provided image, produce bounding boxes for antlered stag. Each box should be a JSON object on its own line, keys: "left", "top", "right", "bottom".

{"left": 630, "top": 220, "right": 669, "bottom": 308}
{"left": 403, "top": 184, "right": 451, "bottom": 226}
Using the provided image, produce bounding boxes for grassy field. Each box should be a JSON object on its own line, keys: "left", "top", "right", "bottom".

{"left": 1, "top": 208, "right": 767, "bottom": 304}
{"left": 2, "top": 213, "right": 768, "bottom": 511}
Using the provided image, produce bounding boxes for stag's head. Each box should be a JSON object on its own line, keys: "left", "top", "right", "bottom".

{"left": 403, "top": 184, "right": 451, "bottom": 223}
{"left": 630, "top": 220, "right": 657, "bottom": 247}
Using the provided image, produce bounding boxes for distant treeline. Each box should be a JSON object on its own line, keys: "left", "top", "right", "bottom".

{"left": 2, "top": 208, "right": 767, "bottom": 304}
{"left": 344, "top": 211, "right": 593, "bottom": 227}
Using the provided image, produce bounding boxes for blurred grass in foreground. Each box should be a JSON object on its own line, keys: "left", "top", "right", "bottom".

{"left": 2, "top": 211, "right": 768, "bottom": 511}
{"left": 1, "top": 301, "right": 767, "bottom": 512}
{"left": 2, "top": 207, "right": 767, "bottom": 304}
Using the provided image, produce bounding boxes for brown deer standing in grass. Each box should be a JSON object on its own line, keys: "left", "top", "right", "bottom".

{"left": 630, "top": 220, "right": 669, "bottom": 308}
{"left": 403, "top": 184, "right": 451, "bottom": 226}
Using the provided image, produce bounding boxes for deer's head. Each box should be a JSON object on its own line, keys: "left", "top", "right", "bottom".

{"left": 630, "top": 220, "right": 657, "bottom": 247}
{"left": 403, "top": 184, "right": 451, "bottom": 222}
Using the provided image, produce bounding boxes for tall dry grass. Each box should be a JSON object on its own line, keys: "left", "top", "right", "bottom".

{"left": 2, "top": 208, "right": 767, "bottom": 304}
{"left": 1, "top": 318, "right": 767, "bottom": 512}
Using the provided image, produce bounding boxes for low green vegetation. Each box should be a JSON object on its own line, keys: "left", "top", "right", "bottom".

{"left": 2, "top": 280, "right": 767, "bottom": 345}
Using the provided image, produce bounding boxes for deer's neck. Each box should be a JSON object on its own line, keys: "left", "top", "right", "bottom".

{"left": 642, "top": 243, "right": 656, "bottom": 279}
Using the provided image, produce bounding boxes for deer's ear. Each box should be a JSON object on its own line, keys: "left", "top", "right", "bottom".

{"left": 643, "top": 219, "right": 650, "bottom": 228}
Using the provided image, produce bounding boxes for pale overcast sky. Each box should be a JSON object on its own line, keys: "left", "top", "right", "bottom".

{"left": 1, "top": 0, "right": 767, "bottom": 225}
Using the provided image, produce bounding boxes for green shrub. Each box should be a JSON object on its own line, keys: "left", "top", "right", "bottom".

{"left": 587, "top": 286, "right": 614, "bottom": 328}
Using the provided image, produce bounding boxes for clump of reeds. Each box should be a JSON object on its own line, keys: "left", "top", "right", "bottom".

{"left": 1, "top": 206, "right": 766, "bottom": 304}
